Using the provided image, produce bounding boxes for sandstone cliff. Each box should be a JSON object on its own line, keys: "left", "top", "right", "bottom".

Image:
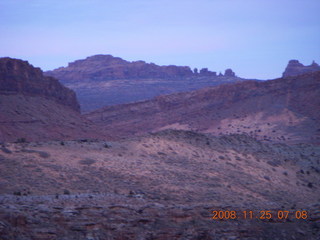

{"left": 0, "top": 57, "right": 80, "bottom": 112}
{"left": 0, "top": 57, "right": 106, "bottom": 142}
{"left": 282, "top": 59, "right": 320, "bottom": 77}
{"left": 45, "top": 54, "right": 197, "bottom": 81}
{"left": 45, "top": 54, "right": 242, "bottom": 112}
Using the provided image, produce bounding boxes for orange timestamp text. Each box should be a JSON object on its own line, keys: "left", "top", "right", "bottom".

{"left": 211, "top": 210, "right": 308, "bottom": 220}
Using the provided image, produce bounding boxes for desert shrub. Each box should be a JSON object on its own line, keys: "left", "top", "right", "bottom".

{"left": 15, "top": 138, "right": 27, "bottom": 143}
{"left": 1, "top": 147, "right": 12, "bottom": 154}
{"left": 267, "top": 160, "right": 280, "bottom": 167}
{"left": 104, "top": 143, "right": 111, "bottom": 148}
{"left": 21, "top": 149, "right": 50, "bottom": 158}
{"left": 38, "top": 151, "right": 50, "bottom": 158}
{"left": 79, "top": 158, "right": 96, "bottom": 165}
{"left": 264, "top": 176, "right": 271, "bottom": 181}
{"left": 63, "top": 189, "right": 70, "bottom": 195}
{"left": 60, "top": 141, "right": 65, "bottom": 146}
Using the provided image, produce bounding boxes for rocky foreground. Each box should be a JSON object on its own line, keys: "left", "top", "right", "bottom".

{"left": 0, "top": 130, "right": 319, "bottom": 239}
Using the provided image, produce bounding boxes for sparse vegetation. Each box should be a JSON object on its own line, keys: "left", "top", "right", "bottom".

{"left": 0, "top": 129, "right": 319, "bottom": 239}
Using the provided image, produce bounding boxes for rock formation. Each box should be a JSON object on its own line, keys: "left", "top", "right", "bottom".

{"left": 282, "top": 59, "right": 320, "bottom": 77}
{"left": 0, "top": 57, "right": 106, "bottom": 142}
{"left": 45, "top": 55, "right": 243, "bottom": 112}
{"left": 0, "top": 57, "right": 80, "bottom": 112}
{"left": 46, "top": 54, "right": 196, "bottom": 81}
{"left": 199, "top": 68, "right": 217, "bottom": 76}
{"left": 224, "top": 68, "right": 236, "bottom": 77}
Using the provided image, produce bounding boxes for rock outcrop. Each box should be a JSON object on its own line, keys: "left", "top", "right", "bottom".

{"left": 0, "top": 57, "right": 80, "bottom": 112}
{"left": 224, "top": 68, "right": 236, "bottom": 77}
{"left": 46, "top": 54, "right": 240, "bottom": 82}
{"left": 0, "top": 57, "right": 106, "bottom": 142}
{"left": 199, "top": 68, "right": 217, "bottom": 76}
{"left": 282, "top": 59, "right": 320, "bottom": 77}
{"left": 46, "top": 54, "right": 196, "bottom": 81}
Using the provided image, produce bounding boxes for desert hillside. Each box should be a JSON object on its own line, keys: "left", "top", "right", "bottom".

{"left": 0, "top": 130, "right": 319, "bottom": 239}
{"left": 86, "top": 71, "right": 320, "bottom": 144}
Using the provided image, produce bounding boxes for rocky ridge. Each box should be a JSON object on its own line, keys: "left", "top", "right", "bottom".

{"left": 45, "top": 54, "right": 230, "bottom": 81}
{"left": 283, "top": 60, "right": 320, "bottom": 78}
{"left": 45, "top": 55, "right": 243, "bottom": 112}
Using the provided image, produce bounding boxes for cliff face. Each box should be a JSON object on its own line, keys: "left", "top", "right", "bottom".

{"left": 0, "top": 57, "right": 107, "bottom": 142}
{"left": 45, "top": 54, "right": 196, "bottom": 81}
{"left": 45, "top": 54, "right": 242, "bottom": 112}
{"left": 0, "top": 57, "right": 80, "bottom": 112}
{"left": 86, "top": 71, "right": 320, "bottom": 144}
{"left": 282, "top": 60, "right": 320, "bottom": 77}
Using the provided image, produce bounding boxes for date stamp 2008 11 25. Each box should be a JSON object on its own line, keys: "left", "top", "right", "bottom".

{"left": 211, "top": 210, "right": 308, "bottom": 221}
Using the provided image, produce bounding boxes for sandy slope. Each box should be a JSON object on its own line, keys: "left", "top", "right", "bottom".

{"left": 0, "top": 130, "right": 319, "bottom": 239}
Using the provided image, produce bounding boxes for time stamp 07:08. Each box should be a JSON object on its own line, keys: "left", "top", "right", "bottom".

{"left": 211, "top": 210, "right": 309, "bottom": 220}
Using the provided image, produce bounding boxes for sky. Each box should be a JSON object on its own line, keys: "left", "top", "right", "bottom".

{"left": 0, "top": 0, "right": 319, "bottom": 79}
